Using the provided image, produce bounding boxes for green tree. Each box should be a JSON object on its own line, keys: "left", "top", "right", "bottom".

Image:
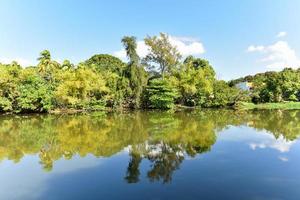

{"left": 16, "top": 68, "right": 53, "bottom": 112}
{"left": 171, "top": 56, "right": 216, "bottom": 106}
{"left": 84, "top": 54, "right": 131, "bottom": 107}
{"left": 54, "top": 66, "right": 108, "bottom": 109}
{"left": 37, "top": 50, "right": 51, "bottom": 73}
{"left": 144, "top": 79, "right": 178, "bottom": 109}
{"left": 0, "top": 63, "right": 22, "bottom": 112}
{"left": 122, "top": 36, "right": 148, "bottom": 108}
{"left": 144, "top": 33, "right": 182, "bottom": 79}
{"left": 61, "top": 59, "right": 75, "bottom": 71}
{"left": 37, "top": 50, "right": 60, "bottom": 81}
{"left": 205, "top": 80, "right": 240, "bottom": 107}
{"left": 84, "top": 54, "right": 126, "bottom": 74}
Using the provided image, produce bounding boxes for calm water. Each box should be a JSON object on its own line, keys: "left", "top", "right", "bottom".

{"left": 0, "top": 110, "right": 300, "bottom": 200}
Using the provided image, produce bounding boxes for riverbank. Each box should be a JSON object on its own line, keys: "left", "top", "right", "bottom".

{"left": 2, "top": 102, "right": 300, "bottom": 115}
{"left": 235, "top": 102, "right": 300, "bottom": 110}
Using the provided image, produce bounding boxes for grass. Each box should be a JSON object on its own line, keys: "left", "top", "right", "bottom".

{"left": 235, "top": 102, "right": 300, "bottom": 110}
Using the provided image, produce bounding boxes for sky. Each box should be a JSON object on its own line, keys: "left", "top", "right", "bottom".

{"left": 1, "top": 0, "right": 300, "bottom": 80}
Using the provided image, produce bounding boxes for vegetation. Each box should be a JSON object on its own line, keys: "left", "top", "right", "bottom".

{"left": 1, "top": 33, "right": 300, "bottom": 113}
{"left": 230, "top": 68, "right": 300, "bottom": 104}
{"left": 236, "top": 102, "right": 300, "bottom": 110}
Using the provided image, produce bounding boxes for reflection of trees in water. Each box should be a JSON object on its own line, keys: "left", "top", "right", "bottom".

{"left": 0, "top": 110, "right": 299, "bottom": 178}
{"left": 125, "top": 152, "right": 142, "bottom": 183}
{"left": 146, "top": 143, "right": 184, "bottom": 183}
{"left": 247, "top": 110, "right": 300, "bottom": 141}
{"left": 125, "top": 143, "right": 185, "bottom": 184}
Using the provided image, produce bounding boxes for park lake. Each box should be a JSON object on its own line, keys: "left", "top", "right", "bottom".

{"left": 0, "top": 109, "right": 300, "bottom": 200}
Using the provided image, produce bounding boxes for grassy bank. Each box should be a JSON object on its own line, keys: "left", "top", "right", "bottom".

{"left": 235, "top": 102, "right": 300, "bottom": 110}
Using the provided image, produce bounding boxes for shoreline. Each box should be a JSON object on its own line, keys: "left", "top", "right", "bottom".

{"left": 2, "top": 102, "right": 300, "bottom": 115}
{"left": 234, "top": 102, "right": 300, "bottom": 110}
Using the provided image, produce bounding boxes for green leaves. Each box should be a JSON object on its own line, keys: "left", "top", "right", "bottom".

{"left": 144, "top": 79, "right": 178, "bottom": 109}
{"left": 84, "top": 54, "right": 126, "bottom": 74}
{"left": 231, "top": 68, "right": 300, "bottom": 104}
{"left": 144, "top": 33, "right": 182, "bottom": 79}
{"left": 122, "top": 36, "right": 148, "bottom": 108}
{"left": 54, "top": 66, "right": 109, "bottom": 109}
{"left": 8, "top": 35, "right": 300, "bottom": 113}
{"left": 0, "top": 97, "right": 12, "bottom": 111}
{"left": 16, "top": 70, "right": 53, "bottom": 112}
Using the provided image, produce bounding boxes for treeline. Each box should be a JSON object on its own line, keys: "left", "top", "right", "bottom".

{"left": 1, "top": 33, "right": 300, "bottom": 113}
{"left": 0, "top": 33, "right": 245, "bottom": 113}
{"left": 229, "top": 68, "right": 300, "bottom": 103}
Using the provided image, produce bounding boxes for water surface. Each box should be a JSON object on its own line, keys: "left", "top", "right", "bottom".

{"left": 0, "top": 110, "right": 300, "bottom": 200}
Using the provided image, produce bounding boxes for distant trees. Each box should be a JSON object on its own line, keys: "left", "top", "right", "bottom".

{"left": 231, "top": 68, "right": 300, "bottom": 104}
{"left": 6, "top": 33, "right": 300, "bottom": 113}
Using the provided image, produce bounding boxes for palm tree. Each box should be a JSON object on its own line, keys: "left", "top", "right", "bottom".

{"left": 37, "top": 50, "right": 51, "bottom": 73}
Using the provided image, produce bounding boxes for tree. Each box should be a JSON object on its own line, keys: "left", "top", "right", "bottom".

{"left": 169, "top": 56, "right": 216, "bottom": 106}
{"left": 54, "top": 66, "right": 109, "bottom": 109}
{"left": 144, "top": 79, "right": 178, "bottom": 109}
{"left": 16, "top": 68, "right": 53, "bottom": 112}
{"left": 37, "top": 50, "right": 60, "bottom": 81}
{"left": 84, "top": 54, "right": 131, "bottom": 107}
{"left": 121, "top": 36, "right": 148, "bottom": 108}
{"left": 61, "top": 60, "right": 75, "bottom": 70}
{"left": 84, "top": 54, "right": 126, "bottom": 74}
{"left": 37, "top": 50, "right": 51, "bottom": 74}
{"left": 122, "top": 36, "right": 139, "bottom": 65}
{"left": 280, "top": 68, "right": 300, "bottom": 101}
{"left": 205, "top": 80, "right": 240, "bottom": 107}
{"left": 0, "top": 64, "right": 20, "bottom": 111}
{"left": 144, "top": 33, "right": 182, "bottom": 79}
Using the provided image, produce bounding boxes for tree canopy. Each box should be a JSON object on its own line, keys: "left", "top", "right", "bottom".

{"left": 1, "top": 33, "right": 300, "bottom": 113}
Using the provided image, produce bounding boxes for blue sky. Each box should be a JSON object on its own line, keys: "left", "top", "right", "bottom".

{"left": 1, "top": 0, "right": 300, "bottom": 80}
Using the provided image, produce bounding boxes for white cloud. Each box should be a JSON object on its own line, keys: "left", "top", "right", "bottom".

{"left": 113, "top": 34, "right": 205, "bottom": 60}
{"left": 278, "top": 156, "right": 289, "bottom": 162}
{"left": 276, "top": 31, "right": 287, "bottom": 38}
{"left": 0, "top": 57, "right": 35, "bottom": 66}
{"left": 247, "top": 45, "right": 265, "bottom": 52}
{"left": 247, "top": 41, "right": 300, "bottom": 70}
{"left": 168, "top": 35, "right": 205, "bottom": 56}
{"left": 249, "top": 135, "right": 295, "bottom": 153}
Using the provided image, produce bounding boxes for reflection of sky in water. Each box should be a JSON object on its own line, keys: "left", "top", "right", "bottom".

{"left": 218, "top": 126, "right": 299, "bottom": 162}
{"left": 1, "top": 126, "right": 300, "bottom": 199}
{"left": 0, "top": 155, "right": 104, "bottom": 200}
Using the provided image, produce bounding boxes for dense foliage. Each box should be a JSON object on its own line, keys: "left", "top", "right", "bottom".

{"left": 230, "top": 68, "right": 300, "bottom": 104}
{"left": 3, "top": 33, "right": 300, "bottom": 113}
